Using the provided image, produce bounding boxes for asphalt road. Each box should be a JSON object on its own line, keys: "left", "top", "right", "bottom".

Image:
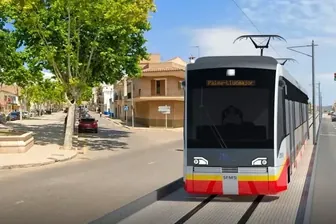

{"left": 309, "top": 117, "right": 336, "bottom": 223}
{"left": 0, "top": 138, "right": 183, "bottom": 224}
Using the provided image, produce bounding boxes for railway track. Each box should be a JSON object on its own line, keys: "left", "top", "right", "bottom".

{"left": 90, "top": 115, "right": 320, "bottom": 224}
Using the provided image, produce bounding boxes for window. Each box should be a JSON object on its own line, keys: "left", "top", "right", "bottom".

{"left": 156, "top": 80, "right": 161, "bottom": 94}
{"left": 186, "top": 67, "right": 275, "bottom": 149}
{"left": 295, "top": 102, "right": 300, "bottom": 128}
{"left": 285, "top": 100, "right": 290, "bottom": 135}
{"left": 277, "top": 85, "right": 286, "bottom": 151}
{"left": 139, "top": 89, "right": 141, "bottom": 96}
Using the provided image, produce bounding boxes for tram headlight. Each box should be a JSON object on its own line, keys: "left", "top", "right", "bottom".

{"left": 226, "top": 69, "right": 235, "bottom": 76}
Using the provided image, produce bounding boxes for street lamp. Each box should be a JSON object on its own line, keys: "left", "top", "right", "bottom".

{"left": 287, "top": 40, "right": 318, "bottom": 145}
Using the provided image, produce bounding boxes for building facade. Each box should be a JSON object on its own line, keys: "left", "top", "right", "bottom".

{"left": 91, "top": 84, "right": 115, "bottom": 115}
{"left": 114, "top": 54, "right": 186, "bottom": 128}
{"left": 0, "top": 85, "right": 20, "bottom": 113}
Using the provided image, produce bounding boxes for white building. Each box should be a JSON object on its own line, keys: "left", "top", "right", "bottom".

{"left": 92, "top": 84, "right": 115, "bottom": 116}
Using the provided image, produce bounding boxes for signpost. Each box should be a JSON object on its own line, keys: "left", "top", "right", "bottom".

{"left": 158, "top": 105, "right": 170, "bottom": 128}
{"left": 124, "top": 105, "right": 129, "bottom": 126}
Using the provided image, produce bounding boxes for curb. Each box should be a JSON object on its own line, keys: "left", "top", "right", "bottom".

{"left": 103, "top": 117, "right": 131, "bottom": 130}
{"left": 89, "top": 177, "right": 183, "bottom": 224}
{"left": 104, "top": 117, "right": 182, "bottom": 131}
{"left": 0, "top": 152, "right": 78, "bottom": 170}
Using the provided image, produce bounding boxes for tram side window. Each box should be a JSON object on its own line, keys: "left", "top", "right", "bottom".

{"left": 285, "top": 100, "right": 290, "bottom": 135}
{"left": 295, "top": 102, "right": 300, "bottom": 128}
{"left": 299, "top": 103, "right": 303, "bottom": 125}
{"left": 277, "top": 86, "right": 286, "bottom": 150}
{"left": 302, "top": 103, "right": 306, "bottom": 124}
{"left": 292, "top": 101, "right": 296, "bottom": 129}
{"left": 304, "top": 104, "right": 307, "bottom": 121}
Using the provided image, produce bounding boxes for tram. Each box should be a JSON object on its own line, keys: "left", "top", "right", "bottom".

{"left": 183, "top": 56, "right": 309, "bottom": 195}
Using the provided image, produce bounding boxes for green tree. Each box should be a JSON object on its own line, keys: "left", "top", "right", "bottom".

{"left": 28, "top": 84, "right": 44, "bottom": 115}
{"left": 1, "top": 0, "right": 155, "bottom": 149}
{"left": 77, "top": 84, "right": 92, "bottom": 105}
{"left": 22, "top": 79, "right": 66, "bottom": 113}
{"left": 1, "top": 21, "right": 43, "bottom": 120}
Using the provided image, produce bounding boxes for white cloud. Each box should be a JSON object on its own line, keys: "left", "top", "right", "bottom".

{"left": 237, "top": 0, "right": 336, "bottom": 35}
{"left": 188, "top": 26, "right": 336, "bottom": 105}
{"left": 186, "top": 0, "right": 336, "bottom": 106}
{"left": 190, "top": 27, "right": 280, "bottom": 57}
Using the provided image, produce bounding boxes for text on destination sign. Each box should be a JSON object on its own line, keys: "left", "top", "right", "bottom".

{"left": 206, "top": 80, "right": 256, "bottom": 86}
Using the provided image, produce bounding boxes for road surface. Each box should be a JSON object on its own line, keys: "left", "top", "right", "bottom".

{"left": 0, "top": 138, "right": 182, "bottom": 224}
{"left": 309, "top": 116, "right": 336, "bottom": 223}
{"left": 0, "top": 113, "right": 183, "bottom": 224}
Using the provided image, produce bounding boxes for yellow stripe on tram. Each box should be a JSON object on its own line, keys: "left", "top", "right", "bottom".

{"left": 186, "top": 158, "right": 288, "bottom": 182}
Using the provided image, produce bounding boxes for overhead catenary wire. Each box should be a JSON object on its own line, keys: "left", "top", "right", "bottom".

{"left": 229, "top": 0, "right": 281, "bottom": 57}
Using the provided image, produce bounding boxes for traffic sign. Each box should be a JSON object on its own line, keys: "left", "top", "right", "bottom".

{"left": 158, "top": 105, "right": 170, "bottom": 114}
{"left": 124, "top": 105, "right": 129, "bottom": 111}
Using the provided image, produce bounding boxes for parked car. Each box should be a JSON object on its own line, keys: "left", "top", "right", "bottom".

{"left": 332, "top": 113, "right": 336, "bottom": 122}
{"left": 78, "top": 117, "right": 98, "bottom": 133}
{"left": 7, "top": 112, "right": 20, "bottom": 121}
{"left": 22, "top": 111, "right": 29, "bottom": 118}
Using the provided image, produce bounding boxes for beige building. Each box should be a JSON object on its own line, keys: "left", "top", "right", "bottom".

{"left": 0, "top": 85, "right": 20, "bottom": 113}
{"left": 114, "top": 54, "right": 186, "bottom": 128}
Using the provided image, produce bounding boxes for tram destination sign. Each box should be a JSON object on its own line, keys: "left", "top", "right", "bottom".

{"left": 206, "top": 80, "right": 256, "bottom": 87}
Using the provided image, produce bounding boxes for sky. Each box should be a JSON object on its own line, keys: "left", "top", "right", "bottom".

{"left": 4, "top": 0, "right": 335, "bottom": 105}
{"left": 145, "top": 0, "right": 336, "bottom": 106}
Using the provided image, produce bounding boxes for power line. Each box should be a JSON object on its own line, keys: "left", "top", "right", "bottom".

{"left": 230, "top": 0, "right": 281, "bottom": 57}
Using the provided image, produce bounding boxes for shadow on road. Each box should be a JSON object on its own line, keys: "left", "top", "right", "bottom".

{"left": 5, "top": 122, "right": 131, "bottom": 151}
{"left": 5, "top": 122, "right": 65, "bottom": 146}
{"left": 78, "top": 128, "right": 130, "bottom": 151}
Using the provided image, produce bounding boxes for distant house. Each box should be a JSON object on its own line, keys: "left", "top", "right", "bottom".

{"left": 0, "top": 85, "right": 20, "bottom": 113}
{"left": 92, "top": 84, "right": 115, "bottom": 115}
{"left": 114, "top": 54, "right": 186, "bottom": 128}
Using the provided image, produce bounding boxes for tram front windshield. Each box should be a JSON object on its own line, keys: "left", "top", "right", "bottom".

{"left": 186, "top": 67, "right": 276, "bottom": 149}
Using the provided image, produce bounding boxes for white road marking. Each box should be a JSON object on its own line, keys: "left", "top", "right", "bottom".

{"left": 147, "top": 162, "right": 156, "bottom": 165}
{"left": 15, "top": 200, "right": 24, "bottom": 205}
{"left": 320, "top": 134, "right": 336, "bottom": 136}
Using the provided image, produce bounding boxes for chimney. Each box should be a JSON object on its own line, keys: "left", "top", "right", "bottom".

{"left": 189, "top": 55, "right": 196, "bottom": 64}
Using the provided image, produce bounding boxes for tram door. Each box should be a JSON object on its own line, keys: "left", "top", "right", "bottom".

{"left": 288, "top": 101, "right": 295, "bottom": 172}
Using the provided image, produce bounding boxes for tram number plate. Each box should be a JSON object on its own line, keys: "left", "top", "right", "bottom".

{"left": 223, "top": 175, "right": 237, "bottom": 180}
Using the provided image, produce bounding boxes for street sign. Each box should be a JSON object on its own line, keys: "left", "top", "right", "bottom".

{"left": 124, "top": 105, "right": 129, "bottom": 111}
{"left": 158, "top": 105, "right": 170, "bottom": 114}
{"left": 158, "top": 105, "right": 170, "bottom": 128}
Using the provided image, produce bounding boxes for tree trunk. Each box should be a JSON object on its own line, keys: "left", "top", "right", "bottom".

{"left": 63, "top": 102, "right": 76, "bottom": 150}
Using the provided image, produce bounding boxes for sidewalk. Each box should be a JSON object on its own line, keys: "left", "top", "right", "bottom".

{"left": 0, "top": 145, "right": 77, "bottom": 169}
{"left": 0, "top": 112, "right": 78, "bottom": 169}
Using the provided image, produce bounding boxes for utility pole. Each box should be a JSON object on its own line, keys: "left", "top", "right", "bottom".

{"left": 131, "top": 79, "right": 134, "bottom": 127}
{"left": 191, "top": 46, "right": 200, "bottom": 58}
{"left": 287, "top": 40, "right": 318, "bottom": 145}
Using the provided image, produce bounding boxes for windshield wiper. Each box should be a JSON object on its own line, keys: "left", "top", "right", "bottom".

{"left": 199, "top": 87, "right": 227, "bottom": 148}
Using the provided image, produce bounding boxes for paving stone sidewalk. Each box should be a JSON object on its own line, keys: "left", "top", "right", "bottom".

{"left": 0, "top": 112, "right": 77, "bottom": 169}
